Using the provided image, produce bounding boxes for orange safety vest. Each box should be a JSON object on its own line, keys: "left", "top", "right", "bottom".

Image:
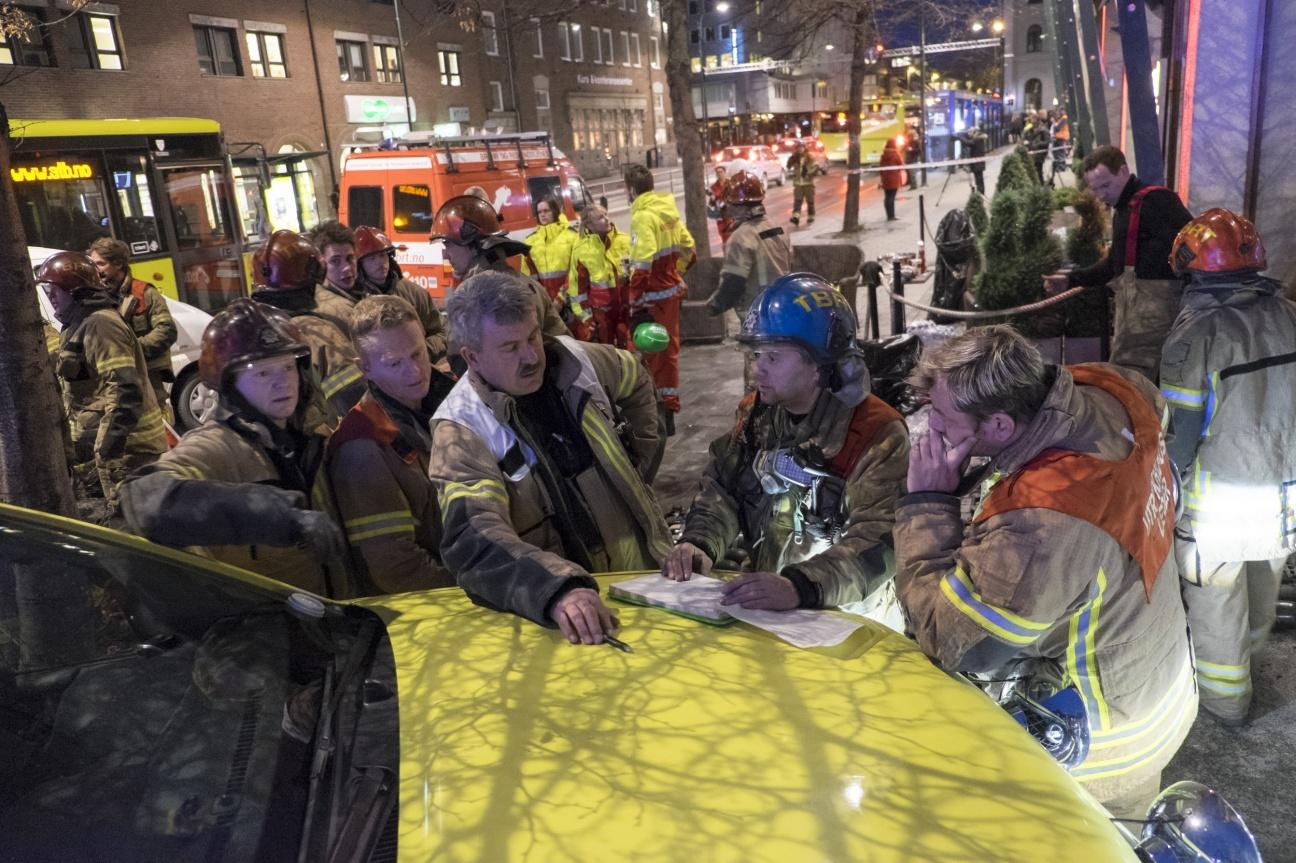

{"left": 974, "top": 366, "right": 1175, "bottom": 598}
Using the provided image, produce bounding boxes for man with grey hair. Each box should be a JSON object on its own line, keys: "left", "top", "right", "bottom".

{"left": 428, "top": 271, "right": 672, "bottom": 645}
{"left": 893, "top": 324, "right": 1196, "bottom": 819}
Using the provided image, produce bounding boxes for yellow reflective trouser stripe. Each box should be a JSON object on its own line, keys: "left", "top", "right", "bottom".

{"left": 97, "top": 356, "right": 136, "bottom": 373}
{"left": 345, "top": 510, "right": 417, "bottom": 542}
{"left": 172, "top": 463, "right": 204, "bottom": 480}
{"left": 130, "top": 408, "right": 166, "bottom": 443}
{"left": 440, "top": 478, "right": 508, "bottom": 509}
{"left": 1072, "top": 663, "right": 1195, "bottom": 780}
{"left": 938, "top": 567, "right": 1053, "bottom": 646}
{"left": 1066, "top": 567, "right": 1112, "bottom": 731}
{"left": 616, "top": 351, "right": 639, "bottom": 400}
{"left": 1195, "top": 658, "right": 1251, "bottom": 695}
{"left": 322, "top": 366, "right": 363, "bottom": 398}
{"left": 45, "top": 333, "right": 60, "bottom": 352}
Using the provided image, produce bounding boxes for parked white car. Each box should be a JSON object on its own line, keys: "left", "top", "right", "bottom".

{"left": 709, "top": 144, "right": 786, "bottom": 188}
{"left": 30, "top": 247, "right": 217, "bottom": 432}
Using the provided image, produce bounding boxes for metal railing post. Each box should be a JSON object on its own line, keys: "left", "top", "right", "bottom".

{"left": 891, "top": 260, "right": 906, "bottom": 336}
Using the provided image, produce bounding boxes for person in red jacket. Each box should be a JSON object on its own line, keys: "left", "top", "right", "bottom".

{"left": 880, "top": 137, "right": 906, "bottom": 222}
{"left": 707, "top": 166, "right": 735, "bottom": 247}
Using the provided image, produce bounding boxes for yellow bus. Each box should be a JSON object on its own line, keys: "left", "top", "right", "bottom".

{"left": 819, "top": 99, "right": 918, "bottom": 166}
{"left": 8, "top": 117, "right": 248, "bottom": 313}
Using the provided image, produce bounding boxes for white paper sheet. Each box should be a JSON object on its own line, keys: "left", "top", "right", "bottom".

{"left": 724, "top": 606, "right": 864, "bottom": 649}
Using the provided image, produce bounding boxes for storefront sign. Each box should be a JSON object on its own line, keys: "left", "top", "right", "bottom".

{"left": 448, "top": 107, "right": 471, "bottom": 122}
{"left": 344, "top": 95, "right": 416, "bottom": 124}
{"left": 577, "top": 74, "right": 635, "bottom": 87}
{"left": 10, "top": 160, "right": 93, "bottom": 183}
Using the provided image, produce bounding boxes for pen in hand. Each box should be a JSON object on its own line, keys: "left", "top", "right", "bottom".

{"left": 604, "top": 634, "right": 634, "bottom": 654}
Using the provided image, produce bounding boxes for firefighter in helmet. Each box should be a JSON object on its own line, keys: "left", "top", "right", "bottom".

{"left": 121, "top": 298, "right": 350, "bottom": 596}
{"left": 352, "top": 224, "right": 449, "bottom": 363}
{"left": 1161, "top": 208, "right": 1296, "bottom": 726}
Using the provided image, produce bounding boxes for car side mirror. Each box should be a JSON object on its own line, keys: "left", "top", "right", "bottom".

{"left": 1134, "top": 781, "right": 1262, "bottom": 862}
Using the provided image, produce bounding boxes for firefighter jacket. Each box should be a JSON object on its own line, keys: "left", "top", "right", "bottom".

{"left": 318, "top": 276, "right": 450, "bottom": 363}
{"left": 1160, "top": 275, "right": 1296, "bottom": 564}
{"left": 110, "top": 271, "right": 177, "bottom": 377}
{"left": 120, "top": 404, "right": 351, "bottom": 597}
{"left": 894, "top": 364, "right": 1196, "bottom": 795}
{"left": 428, "top": 336, "right": 672, "bottom": 627}
{"left": 57, "top": 302, "right": 168, "bottom": 463}
{"left": 628, "top": 191, "right": 696, "bottom": 308}
{"left": 465, "top": 258, "right": 570, "bottom": 340}
{"left": 291, "top": 312, "right": 365, "bottom": 425}
{"left": 522, "top": 215, "right": 579, "bottom": 303}
{"left": 568, "top": 227, "right": 631, "bottom": 320}
{"left": 713, "top": 213, "right": 792, "bottom": 315}
{"left": 788, "top": 153, "right": 817, "bottom": 188}
{"left": 327, "top": 381, "right": 456, "bottom": 596}
{"left": 681, "top": 362, "right": 909, "bottom": 609}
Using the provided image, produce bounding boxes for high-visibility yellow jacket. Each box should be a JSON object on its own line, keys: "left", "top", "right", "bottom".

{"left": 627, "top": 191, "right": 696, "bottom": 307}
{"left": 568, "top": 226, "right": 631, "bottom": 319}
{"left": 522, "top": 215, "right": 579, "bottom": 302}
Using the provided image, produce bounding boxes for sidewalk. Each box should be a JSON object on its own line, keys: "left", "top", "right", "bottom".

{"left": 791, "top": 147, "right": 1013, "bottom": 337}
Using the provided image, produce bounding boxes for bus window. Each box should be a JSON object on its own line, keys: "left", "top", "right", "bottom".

{"left": 526, "top": 176, "right": 562, "bottom": 215}
{"left": 162, "top": 166, "right": 234, "bottom": 249}
{"left": 233, "top": 164, "right": 272, "bottom": 241}
{"left": 11, "top": 151, "right": 111, "bottom": 252}
{"left": 347, "top": 186, "right": 384, "bottom": 230}
{"left": 392, "top": 184, "right": 432, "bottom": 234}
{"left": 276, "top": 159, "right": 319, "bottom": 234}
{"left": 105, "top": 153, "right": 163, "bottom": 252}
{"left": 567, "top": 175, "right": 593, "bottom": 213}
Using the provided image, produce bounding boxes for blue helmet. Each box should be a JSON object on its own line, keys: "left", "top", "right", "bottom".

{"left": 737, "top": 273, "right": 859, "bottom": 366}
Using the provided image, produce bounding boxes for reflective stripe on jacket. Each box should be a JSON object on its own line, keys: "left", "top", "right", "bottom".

{"left": 894, "top": 364, "right": 1196, "bottom": 791}
{"left": 1160, "top": 276, "right": 1296, "bottom": 563}
{"left": 719, "top": 216, "right": 793, "bottom": 314}
{"left": 428, "top": 336, "right": 671, "bottom": 625}
{"left": 116, "top": 275, "right": 177, "bottom": 373}
{"left": 628, "top": 191, "right": 696, "bottom": 307}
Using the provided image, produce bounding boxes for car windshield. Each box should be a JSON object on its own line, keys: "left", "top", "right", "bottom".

{"left": 0, "top": 514, "right": 397, "bottom": 861}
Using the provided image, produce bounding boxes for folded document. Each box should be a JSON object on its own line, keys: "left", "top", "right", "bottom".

{"left": 609, "top": 574, "right": 864, "bottom": 648}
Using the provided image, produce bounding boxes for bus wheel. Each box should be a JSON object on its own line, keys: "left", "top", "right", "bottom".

{"left": 172, "top": 369, "right": 218, "bottom": 432}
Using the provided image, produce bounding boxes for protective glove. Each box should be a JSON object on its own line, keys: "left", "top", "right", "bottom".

{"left": 289, "top": 509, "right": 348, "bottom": 562}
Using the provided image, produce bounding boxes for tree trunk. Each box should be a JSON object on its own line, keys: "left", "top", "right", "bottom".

{"left": 840, "top": 10, "right": 870, "bottom": 233}
{"left": 661, "top": 0, "right": 713, "bottom": 259}
{"left": 0, "top": 106, "right": 77, "bottom": 517}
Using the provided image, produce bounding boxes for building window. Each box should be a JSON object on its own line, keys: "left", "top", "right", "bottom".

{"left": 67, "top": 12, "right": 124, "bottom": 70}
{"left": 650, "top": 35, "right": 660, "bottom": 68}
{"left": 690, "top": 29, "right": 700, "bottom": 44}
{"left": 756, "top": 29, "right": 763, "bottom": 43}
{"left": 720, "top": 24, "right": 730, "bottom": 39}
{"left": 481, "top": 11, "right": 499, "bottom": 56}
{"left": 705, "top": 54, "right": 718, "bottom": 69}
{"left": 618, "top": 0, "right": 627, "bottom": 10}
{"left": 559, "top": 22, "right": 582, "bottom": 62}
{"left": 0, "top": 9, "right": 55, "bottom": 67}
{"left": 1026, "top": 25, "right": 1043, "bottom": 53}
{"left": 621, "top": 31, "right": 631, "bottom": 66}
{"left": 704, "top": 26, "right": 715, "bottom": 41}
{"left": 1025, "top": 77, "right": 1043, "bottom": 111}
{"left": 530, "top": 18, "right": 543, "bottom": 57}
{"left": 536, "top": 88, "right": 550, "bottom": 110}
{"left": 602, "top": 28, "right": 614, "bottom": 65}
{"left": 593, "top": 27, "right": 603, "bottom": 63}
{"left": 690, "top": 56, "right": 701, "bottom": 73}
{"left": 194, "top": 25, "right": 241, "bottom": 76}
{"left": 646, "top": 0, "right": 657, "bottom": 15}
{"left": 755, "top": 0, "right": 762, "bottom": 13}
{"left": 489, "top": 81, "right": 504, "bottom": 112}
{"left": 337, "top": 39, "right": 369, "bottom": 81}
{"left": 373, "top": 42, "right": 402, "bottom": 83}
{"left": 630, "top": 32, "right": 642, "bottom": 66}
{"left": 629, "top": 0, "right": 638, "bottom": 13}
{"left": 688, "top": 0, "right": 698, "bottom": 13}
{"left": 245, "top": 31, "right": 287, "bottom": 78}
{"left": 438, "top": 49, "right": 462, "bottom": 86}
{"left": 719, "top": 52, "right": 732, "bottom": 67}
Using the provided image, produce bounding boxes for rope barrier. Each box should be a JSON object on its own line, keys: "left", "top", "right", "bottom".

{"left": 882, "top": 285, "right": 1089, "bottom": 320}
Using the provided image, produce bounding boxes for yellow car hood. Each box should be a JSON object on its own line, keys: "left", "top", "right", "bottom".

{"left": 358, "top": 574, "right": 1136, "bottom": 863}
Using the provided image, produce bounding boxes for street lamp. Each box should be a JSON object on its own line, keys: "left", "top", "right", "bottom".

{"left": 971, "top": 21, "right": 984, "bottom": 32}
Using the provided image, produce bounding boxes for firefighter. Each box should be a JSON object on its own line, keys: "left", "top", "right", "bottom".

{"left": 249, "top": 229, "right": 365, "bottom": 423}
{"left": 428, "top": 271, "right": 671, "bottom": 645}
{"left": 787, "top": 140, "right": 817, "bottom": 226}
{"left": 664, "top": 274, "right": 909, "bottom": 625}
{"left": 625, "top": 163, "right": 696, "bottom": 427}
{"left": 120, "top": 298, "right": 350, "bottom": 596}
{"left": 38, "top": 252, "right": 167, "bottom": 512}
{"left": 352, "top": 224, "right": 449, "bottom": 363}
{"left": 893, "top": 325, "right": 1196, "bottom": 819}
{"left": 568, "top": 203, "right": 632, "bottom": 346}
{"left": 429, "top": 194, "right": 568, "bottom": 340}
{"left": 707, "top": 171, "right": 791, "bottom": 320}
{"left": 87, "top": 237, "right": 178, "bottom": 423}
{"left": 1043, "top": 145, "right": 1193, "bottom": 383}
{"left": 327, "top": 295, "right": 456, "bottom": 595}
{"left": 310, "top": 220, "right": 360, "bottom": 333}
{"left": 1160, "top": 209, "right": 1296, "bottom": 726}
